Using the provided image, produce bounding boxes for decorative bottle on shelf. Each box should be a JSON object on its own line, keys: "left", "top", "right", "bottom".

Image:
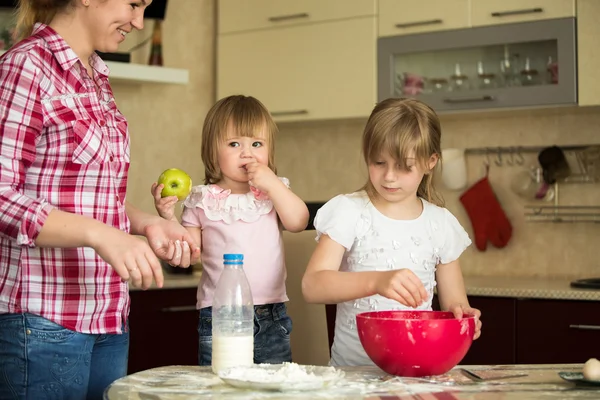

{"left": 211, "top": 253, "right": 254, "bottom": 374}
{"left": 148, "top": 20, "right": 163, "bottom": 66}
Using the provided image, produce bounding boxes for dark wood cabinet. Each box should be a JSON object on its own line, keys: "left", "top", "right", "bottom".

{"left": 460, "top": 296, "right": 517, "bottom": 365}
{"left": 516, "top": 298, "right": 600, "bottom": 364}
{"left": 128, "top": 288, "right": 199, "bottom": 373}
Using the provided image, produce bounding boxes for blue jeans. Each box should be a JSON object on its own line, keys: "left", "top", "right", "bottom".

{"left": 0, "top": 313, "right": 129, "bottom": 400}
{"left": 198, "top": 302, "right": 292, "bottom": 366}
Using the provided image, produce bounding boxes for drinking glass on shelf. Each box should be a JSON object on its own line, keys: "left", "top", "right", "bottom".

{"left": 429, "top": 78, "right": 450, "bottom": 93}
{"left": 499, "top": 47, "right": 521, "bottom": 87}
{"left": 520, "top": 57, "right": 541, "bottom": 86}
{"left": 450, "top": 63, "right": 469, "bottom": 91}
{"left": 477, "top": 61, "right": 497, "bottom": 89}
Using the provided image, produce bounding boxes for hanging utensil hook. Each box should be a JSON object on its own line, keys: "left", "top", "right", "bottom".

{"left": 516, "top": 147, "right": 525, "bottom": 165}
{"left": 495, "top": 147, "right": 503, "bottom": 166}
{"left": 507, "top": 148, "right": 515, "bottom": 166}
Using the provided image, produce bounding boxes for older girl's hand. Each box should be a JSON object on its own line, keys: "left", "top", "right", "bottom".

{"left": 374, "top": 269, "right": 429, "bottom": 308}
{"left": 448, "top": 303, "right": 482, "bottom": 340}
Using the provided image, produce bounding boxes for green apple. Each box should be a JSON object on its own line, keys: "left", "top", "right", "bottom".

{"left": 157, "top": 168, "right": 192, "bottom": 201}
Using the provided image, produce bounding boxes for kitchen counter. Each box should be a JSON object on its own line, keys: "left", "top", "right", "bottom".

{"left": 104, "top": 364, "right": 598, "bottom": 399}
{"left": 463, "top": 276, "right": 600, "bottom": 301}
{"left": 133, "top": 272, "right": 600, "bottom": 301}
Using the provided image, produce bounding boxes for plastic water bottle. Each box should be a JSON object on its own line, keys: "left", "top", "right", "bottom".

{"left": 211, "top": 253, "right": 254, "bottom": 374}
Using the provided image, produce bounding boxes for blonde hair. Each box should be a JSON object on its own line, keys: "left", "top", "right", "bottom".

{"left": 15, "top": 0, "right": 72, "bottom": 41}
{"left": 201, "top": 95, "right": 278, "bottom": 185}
{"left": 361, "top": 98, "right": 444, "bottom": 206}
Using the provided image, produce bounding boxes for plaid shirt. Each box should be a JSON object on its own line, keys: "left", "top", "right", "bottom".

{"left": 0, "top": 24, "right": 131, "bottom": 334}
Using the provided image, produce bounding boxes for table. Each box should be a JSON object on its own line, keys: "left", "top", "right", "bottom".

{"left": 104, "top": 364, "right": 599, "bottom": 399}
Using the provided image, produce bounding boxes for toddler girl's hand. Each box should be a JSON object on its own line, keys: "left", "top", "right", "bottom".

{"left": 448, "top": 303, "right": 482, "bottom": 340}
{"left": 374, "top": 269, "right": 429, "bottom": 308}
{"left": 150, "top": 182, "right": 178, "bottom": 221}
{"left": 244, "top": 159, "right": 280, "bottom": 194}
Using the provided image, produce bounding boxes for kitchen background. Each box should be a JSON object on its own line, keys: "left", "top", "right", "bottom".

{"left": 103, "top": 0, "right": 600, "bottom": 366}
{"left": 1, "top": 0, "right": 598, "bottom": 367}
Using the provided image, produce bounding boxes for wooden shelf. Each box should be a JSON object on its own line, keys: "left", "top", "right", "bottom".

{"left": 0, "top": 50, "right": 189, "bottom": 85}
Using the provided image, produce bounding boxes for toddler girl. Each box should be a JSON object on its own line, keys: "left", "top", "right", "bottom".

{"left": 152, "top": 95, "right": 309, "bottom": 365}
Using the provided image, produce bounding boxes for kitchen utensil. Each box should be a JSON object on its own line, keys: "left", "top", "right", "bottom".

{"left": 558, "top": 372, "right": 600, "bottom": 386}
{"left": 510, "top": 166, "right": 554, "bottom": 202}
{"left": 538, "top": 146, "right": 571, "bottom": 184}
{"left": 459, "top": 368, "right": 528, "bottom": 382}
{"left": 570, "top": 278, "right": 600, "bottom": 289}
{"left": 441, "top": 148, "right": 467, "bottom": 190}
{"left": 356, "top": 311, "right": 475, "bottom": 377}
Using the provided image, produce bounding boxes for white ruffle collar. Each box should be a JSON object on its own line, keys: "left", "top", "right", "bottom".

{"left": 183, "top": 178, "right": 289, "bottom": 224}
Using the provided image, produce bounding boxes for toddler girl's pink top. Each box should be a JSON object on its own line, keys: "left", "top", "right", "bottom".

{"left": 181, "top": 178, "right": 290, "bottom": 308}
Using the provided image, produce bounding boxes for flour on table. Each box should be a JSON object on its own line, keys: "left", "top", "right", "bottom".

{"left": 218, "top": 362, "right": 343, "bottom": 385}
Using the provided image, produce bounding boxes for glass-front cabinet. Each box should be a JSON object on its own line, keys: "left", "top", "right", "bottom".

{"left": 378, "top": 18, "right": 576, "bottom": 112}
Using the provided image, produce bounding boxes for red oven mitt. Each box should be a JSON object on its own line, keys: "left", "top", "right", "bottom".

{"left": 460, "top": 176, "right": 512, "bottom": 251}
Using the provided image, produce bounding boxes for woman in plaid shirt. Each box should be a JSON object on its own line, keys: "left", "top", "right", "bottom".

{"left": 0, "top": 1, "right": 200, "bottom": 399}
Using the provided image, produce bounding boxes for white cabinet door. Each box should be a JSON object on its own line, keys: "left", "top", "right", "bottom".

{"left": 219, "top": 0, "right": 376, "bottom": 34}
{"left": 577, "top": 0, "right": 600, "bottom": 106}
{"left": 218, "top": 18, "right": 376, "bottom": 122}
{"left": 379, "top": 0, "right": 469, "bottom": 37}
{"left": 471, "top": 0, "right": 575, "bottom": 27}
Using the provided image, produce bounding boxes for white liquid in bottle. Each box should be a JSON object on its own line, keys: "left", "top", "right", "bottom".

{"left": 212, "top": 335, "right": 254, "bottom": 374}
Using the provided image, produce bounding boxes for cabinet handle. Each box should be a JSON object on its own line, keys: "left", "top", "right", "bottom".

{"left": 443, "top": 95, "right": 495, "bottom": 103}
{"left": 161, "top": 305, "right": 197, "bottom": 313}
{"left": 268, "top": 13, "right": 309, "bottom": 22}
{"left": 395, "top": 19, "right": 443, "bottom": 29}
{"left": 270, "top": 109, "right": 309, "bottom": 117}
{"left": 491, "top": 8, "right": 543, "bottom": 17}
{"left": 569, "top": 324, "right": 600, "bottom": 331}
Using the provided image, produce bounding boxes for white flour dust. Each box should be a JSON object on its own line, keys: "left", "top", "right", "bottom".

{"left": 218, "top": 362, "right": 342, "bottom": 385}
{"left": 460, "top": 318, "right": 469, "bottom": 335}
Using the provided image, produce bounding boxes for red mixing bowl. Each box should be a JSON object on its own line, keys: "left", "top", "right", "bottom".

{"left": 356, "top": 310, "right": 475, "bottom": 377}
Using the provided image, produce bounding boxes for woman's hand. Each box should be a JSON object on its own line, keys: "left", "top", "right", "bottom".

{"left": 150, "top": 182, "right": 178, "bottom": 221}
{"left": 374, "top": 269, "right": 429, "bottom": 308}
{"left": 448, "top": 303, "right": 482, "bottom": 340}
{"left": 92, "top": 227, "right": 164, "bottom": 290}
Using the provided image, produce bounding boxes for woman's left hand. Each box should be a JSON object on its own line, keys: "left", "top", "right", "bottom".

{"left": 448, "top": 303, "right": 482, "bottom": 340}
{"left": 144, "top": 219, "right": 201, "bottom": 267}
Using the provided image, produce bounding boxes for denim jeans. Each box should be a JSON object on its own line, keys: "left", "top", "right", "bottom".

{"left": 198, "top": 302, "right": 292, "bottom": 366}
{"left": 0, "top": 313, "right": 129, "bottom": 400}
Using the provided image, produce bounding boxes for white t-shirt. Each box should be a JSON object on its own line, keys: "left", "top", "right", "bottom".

{"left": 313, "top": 191, "right": 471, "bottom": 367}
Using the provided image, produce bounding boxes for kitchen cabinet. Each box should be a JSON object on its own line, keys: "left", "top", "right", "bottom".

{"left": 128, "top": 288, "right": 199, "bottom": 373}
{"left": 378, "top": 0, "right": 469, "bottom": 38}
{"left": 218, "top": 17, "right": 376, "bottom": 122}
{"left": 516, "top": 299, "right": 600, "bottom": 364}
{"left": 378, "top": 17, "right": 576, "bottom": 112}
{"left": 218, "top": 0, "right": 375, "bottom": 34}
{"left": 459, "top": 297, "right": 517, "bottom": 365}
{"left": 471, "top": 0, "right": 575, "bottom": 27}
{"left": 577, "top": 0, "right": 600, "bottom": 106}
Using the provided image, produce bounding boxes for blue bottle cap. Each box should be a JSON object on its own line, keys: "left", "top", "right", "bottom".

{"left": 223, "top": 254, "right": 243, "bottom": 261}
